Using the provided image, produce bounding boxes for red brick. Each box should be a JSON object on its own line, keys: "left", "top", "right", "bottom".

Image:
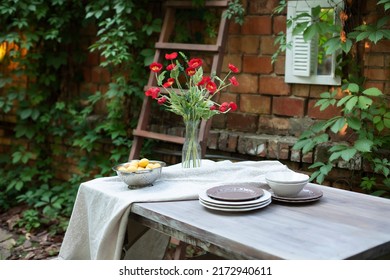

{"left": 260, "top": 36, "right": 278, "bottom": 55}
{"left": 309, "top": 85, "right": 332, "bottom": 98}
{"left": 229, "top": 74, "right": 258, "bottom": 94}
{"left": 364, "top": 68, "right": 390, "bottom": 81}
{"left": 273, "top": 15, "right": 286, "bottom": 34}
{"left": 274, "top": 55, "right": 285, "bottom": 75}
{"left": 307, "top": 99, "right": 342, "bottom": 120}
{"left": 249, "top": 0, "right": 279, "bottom": 14}
{"left": 259, "top": 76, "right": 290, "bottom": 95}
{"left": 218, "top": 92, "right": 238, "bottom": 105}
{"left": 258, "top": 116, "right": 290, "bottom": 135}
{"left": 228, "top": 21, "right": 241, "bottom": 34}
{"left": 369, "top": 40, "right": 390, "bottom": 53}
{"left": 240, "top": 94, "right": 271, "bottom": 114}
{"left": 241, "top": 36, "right": 261, "bottom": 54}
{"left": 222, "top": 54, "right": 242, "bottom": 72}
{"left": 364, "top": 54, "right": 385, "bottom": 67}
{"left": 292, "top": 84, "right": 310, "bottom": 97}
{"left": 272, "top": 96, "right": 305, "bottom": 117}
{"left": 243, "top": 55, "right": 273, "bottom": 74}
{"left": 83, "top": 66, "right": 92, "bottom": 83}
{"left": 91, "top": 66, "right": 103, "bottom": 83}
{"left": 226, "top": 113, "right": 258, "bottom": 132}
{"left": 87, "top": 51, "right": 99, "bottom": 67}
{"left": 363, "top": 81, "right": 384, "bottom": 92}
{"left": 242, "top": 16, "right": 272, "bottom": 35}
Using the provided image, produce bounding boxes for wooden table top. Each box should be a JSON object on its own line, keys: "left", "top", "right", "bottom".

{"left": 130, "top": 183, "right": 390, "bottom": 260}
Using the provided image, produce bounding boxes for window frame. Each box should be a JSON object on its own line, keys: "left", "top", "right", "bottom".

{"left": 284, "top": 0, "right": 343, "bottom": 86}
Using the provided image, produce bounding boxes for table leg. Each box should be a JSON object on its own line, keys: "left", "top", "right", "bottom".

{"left": 122, "top": 219, "right": 170, "bottom": 260}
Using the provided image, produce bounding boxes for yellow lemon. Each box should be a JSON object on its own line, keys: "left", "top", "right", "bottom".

{"left": 153, "top": 163, "right": 161, "bottom": 168}
{"left": 118, "top": 166, "right": 127, "bottom": 171}
{"left": 138, "top": 158, "right": 149, "bottom": 168}
{"left": 129, "top": 160, "right": 139, "bottom": 166}
{"left": 146, "top": 163, "right": 155, "bottom": 169}
{"left": 126, "top": 165, "right": 138, "bottom": 172}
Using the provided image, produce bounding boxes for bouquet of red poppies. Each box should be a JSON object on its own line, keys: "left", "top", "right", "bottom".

{"left": 145, "top": 52, "right": 239, "bottom": 122}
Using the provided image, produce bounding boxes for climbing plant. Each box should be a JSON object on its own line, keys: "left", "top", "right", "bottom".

{"left": 0, "top": 0, "right": 245, "bottom": 233}
{"left": 0, "top": 0, "right": 161, "bottom": 233}
{"left": 273, "top": 0, "right": 390, "bottom": 196}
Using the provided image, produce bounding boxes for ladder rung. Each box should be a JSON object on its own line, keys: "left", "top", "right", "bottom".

{"left": 133, "top": 129, "right": 185, "bottom": 144}
{"left": 165, "top": 1, "right": 228, "bottom": 8}
{"left": 155, "top": 42, "right": 220, "bottom": 52}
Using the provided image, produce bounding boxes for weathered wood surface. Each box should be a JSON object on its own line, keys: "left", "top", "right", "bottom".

{"left": 129, "top": 183, "right": 390, "bottom": 260}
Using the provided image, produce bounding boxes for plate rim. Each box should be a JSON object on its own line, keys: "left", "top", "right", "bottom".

{"left": 271, "top": 186, "right": 323, "bottom": 202}
{"left": 199, "top": 189, "right": 272, "bottom": 206}
{"left": 206, "top": 184, "right": 264, "bottom": 202}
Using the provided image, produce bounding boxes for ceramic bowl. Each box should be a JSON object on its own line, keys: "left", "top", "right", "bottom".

{"left": 113, "top": 160, "right": 166, "bottom": 189}
{"left": 265, "top": 171, "right": 309, "bottom": 197}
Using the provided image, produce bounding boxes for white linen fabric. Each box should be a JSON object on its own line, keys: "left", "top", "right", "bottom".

{"left": 58, "top": 159, "right": 288, "bottom": 260}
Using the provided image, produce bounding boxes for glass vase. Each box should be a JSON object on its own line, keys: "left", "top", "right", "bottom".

{"left": 182, "top": 120, "right": 201, "bottom": 168}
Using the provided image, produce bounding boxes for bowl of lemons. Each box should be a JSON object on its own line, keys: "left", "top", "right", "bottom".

{"left": 113, "top": 158, "right": 166, "bottom": 189}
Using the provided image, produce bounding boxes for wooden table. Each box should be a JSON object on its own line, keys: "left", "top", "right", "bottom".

{"left": 127, "top": 183, "right": 390, "bottom": 260}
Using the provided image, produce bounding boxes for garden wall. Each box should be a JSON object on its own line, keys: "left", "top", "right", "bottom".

{"left": 0, "top": 0, "right": 389, "bottom": 188}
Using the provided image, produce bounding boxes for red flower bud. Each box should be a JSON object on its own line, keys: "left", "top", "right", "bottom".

{"left": 219, "top": 102, "right": 229, "bottom": 112}
{"left": 228, "top": 63, "right": 239, "bottom": 73}
{"left": 229, "top": 76, "right": 239, "bottom": 86}
{"left": 166, "top": 63, "right": 176, "bottom": 71}
{"left": 157, "top": 96, "right": 167, "bottom": 105}
{"left": 145, "top": 87, "right": 160, "bottom": 99}
{"left": 210, "top": 105, "right": 217, "bottom": 111}
{"left": 165, "top": 52, "right": 178, "bottom": 60}
{"left": 228, "top": 102, "right": 238, "bottom": 111}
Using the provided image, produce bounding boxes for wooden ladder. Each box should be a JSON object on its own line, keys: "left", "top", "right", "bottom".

{"left": 129, "top": 0, "right": 230, "bottom": 161}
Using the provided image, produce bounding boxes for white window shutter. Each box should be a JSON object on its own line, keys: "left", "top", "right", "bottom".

{"left": 292, "top": 7, "right": 313, "bottom": 77}
{"left": 284, "top": 0, "right": 342, "bottom": 86}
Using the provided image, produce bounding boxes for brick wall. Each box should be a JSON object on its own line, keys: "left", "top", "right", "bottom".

{"left": 1, "top": 0, "right": 389, "bottom": 187}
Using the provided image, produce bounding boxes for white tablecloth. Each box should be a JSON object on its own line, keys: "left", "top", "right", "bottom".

{"left": 58, "top": 159, "right": 288, "bottom": 260}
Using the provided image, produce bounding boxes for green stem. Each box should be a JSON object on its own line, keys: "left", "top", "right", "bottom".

{"left": 182, "top": 120, "right": 201, "bottom": 168}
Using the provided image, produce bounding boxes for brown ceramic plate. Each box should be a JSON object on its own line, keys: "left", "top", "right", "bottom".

{"left": 206, "top": 184, "right": 264, "bottom": 202}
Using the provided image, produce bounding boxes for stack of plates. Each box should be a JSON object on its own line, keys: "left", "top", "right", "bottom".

{"left": 271, "top": 185, "right": 323, "bottom": 203}
{"left": 199, "top": 184, "right": 272, "bottom": 212}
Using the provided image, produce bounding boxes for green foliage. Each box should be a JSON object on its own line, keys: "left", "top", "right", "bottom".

{"left": 274, "top": 1, "right": 390, "bottom": 196}
{"left": 0, "top": 0, "right": 161, "bottom": 233}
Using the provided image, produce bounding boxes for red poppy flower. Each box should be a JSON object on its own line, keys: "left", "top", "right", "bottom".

{"left": 228, "top": 102, "right": 238, "bottom": 111}
{"left": 166, "top": 63, "right": 176, "bottom": 71}
{"left": 150, "top": 62, "right": 163, "bottom": 73}
{"left": 197, "top": 76, "right": 211, "bottom": 86}
{"left": 229, "top": 76, "right": 239, "bottom": 86}
{"left": 145, "top": 87, "right": 160, "bottom": 99}
{"left": 163, "top": 78, "right": 175, "bottom": 88}
{"left": 219, "top": 102, "right": 229, "bottom": 112}
{"left": 165, "top": 52, "right": 178, "bottom": 60}
{"left": 206, "top": 81, "right": 217, "bottom": 93}
{"left": 186, "top": 67, "right": 196, "bottom": 76}
{"left": 188, "top": 58, "right": 202, "bottom": 69}
{"left": 157, "top": 97, "right": 167, "bottom": 105}
{"left": 228, "top": 63, "right": 239, "bottom": 73}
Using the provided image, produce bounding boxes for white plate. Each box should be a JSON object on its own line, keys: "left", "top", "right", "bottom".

{"left": 199, "top": 189, "right": 272, "bottom": 206}
{"left": 199, "top": 196, "right": 271, "bottom": 209}
{"left": 199, "top": 198, "right": 272, "bottom": 212}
